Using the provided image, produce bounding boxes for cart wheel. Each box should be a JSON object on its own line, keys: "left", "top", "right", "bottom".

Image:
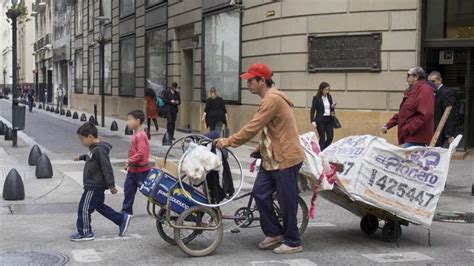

{"left": 174, "top": 206, "right": 223, "bottom": 257}
{"left": 360, "top": 215, "right": 379, "bottom": 235}
{"left": 155, "top": 208, "right": 198, "bottom": 245}
{"left": 381, "top": 221, "right": 402, "bottom": 242}
{"left": 273, "top": 196, "right": 309, "bottom": 237}
{"left": 233, "top": 207, "right": 254, "bottom": 228}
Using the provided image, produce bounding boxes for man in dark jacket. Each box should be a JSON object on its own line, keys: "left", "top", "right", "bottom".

{"left": 381, "top": 67, "right": 435, "bottom": 147}
{"left": 162, "top": 82, "right": 181, "bottom": 142}
{"left": 70, "top": 122, "right": 131, "bottom": 241}
{"left": 428, "top": 71, "right": 458, "bottom": 147}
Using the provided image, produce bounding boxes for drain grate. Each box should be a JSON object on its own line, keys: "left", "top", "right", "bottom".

{"left": 0, "top": 251, "right": 69, "bottom": 265}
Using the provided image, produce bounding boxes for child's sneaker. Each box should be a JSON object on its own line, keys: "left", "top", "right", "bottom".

{"left": 119, "top": 213, "right": 132, "bottom": 237}
{"left": 69, "top": 232, "right": 95, "bottom": 242}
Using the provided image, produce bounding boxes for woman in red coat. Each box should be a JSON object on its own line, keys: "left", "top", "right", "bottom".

{"left": 144, "top": 89, "right": 159, "bottom": 139}
{"left": 381, "top": 67, "right": 434, "bottom": 148}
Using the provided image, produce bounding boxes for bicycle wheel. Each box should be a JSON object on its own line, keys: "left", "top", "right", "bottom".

{"left": 155, "top": 208, "right": 198, "bottom": 245}
{"left": 174, "top": 206, "right": 223, "bottom": 257}
{"left": 272, "top": 196, "right": 309, "bottom": 237}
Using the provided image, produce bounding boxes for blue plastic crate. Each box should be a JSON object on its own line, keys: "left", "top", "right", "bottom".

{"left": 140, "top": 168, "right": 208, "bottom": 215}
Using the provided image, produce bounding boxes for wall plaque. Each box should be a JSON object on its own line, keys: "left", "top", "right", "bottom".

{"left": 308, "top": 33, "right": 382, "bottom": 72}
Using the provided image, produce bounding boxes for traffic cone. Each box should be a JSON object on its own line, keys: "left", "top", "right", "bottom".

{"left": 80, "top": 113, "right": 87, "bottom": 121}
{"left": 3, "top": 169, "right": 25, "bottom": 200}
{"left": 162, "top": 132, "right": 172, "bottom": 146}
{"left": 110, "top": 121, "right": 118, "bottom": 131}
{"left": 66, "top": 110, "right": 71, "bottom": 117}
{"left": 28, "top": 145, "right": 42, "bottom": 166}
{"left": 4, "top": 127, "right": 12, "bottom": 141}
{"left": 36, "top": 153, "right": 53, "bottom": 179}
{"left": 0, "top": 121, "right": 4, "bottom": 135}
{"left": 73, "top": 112, "right": 79, "bottom": 119}
{"left": 125, "top": 125, "right": 133, "bottom": 135}
{"left": 45, "top": 106, "right": 50, "bottom": 111}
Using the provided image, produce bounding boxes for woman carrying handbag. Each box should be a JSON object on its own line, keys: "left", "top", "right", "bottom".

{"left": 310, "top": 82, "right": 338, "bottom": 151}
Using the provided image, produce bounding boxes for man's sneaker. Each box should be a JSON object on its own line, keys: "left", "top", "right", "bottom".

{"left": 119, "top": 213, "right": 132, "bottom": 237}
{"left": 69, "top": 232, "right": 95, "bottom": 242}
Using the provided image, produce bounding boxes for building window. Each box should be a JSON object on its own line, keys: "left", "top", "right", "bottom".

{"left": 146, "top": 28, "right": 167, "bottom": 95}
{"left": 75, "top": 51, "right": 83, "bottom": 93}
{"left": 88, "top": 0, "right": 94, "bottom": 31}
{"left": 88, "top": 48, "right": 94, "bottom": 94}
{"left": 75, "top": 0, "right": 83, "bottom": 35}
{"left": 120, "top": 37, "right": 135, "bottom": 96}
{"left": 146, "top": 0, "right": 165, "bottom": 8}
{"left": 120, "top": 0, "right": 135, "bottom": 18}
{"left": 204, "top": 11, "right": 241, "bottom": 102}
{"left": 426, "top": 0, "right": 474, "bottom": 39}
{"left": 104, "top": 42, "right": 112, "bottom": 94}
{"left": 100, "top": 0, "right": 112, "bottom": 20}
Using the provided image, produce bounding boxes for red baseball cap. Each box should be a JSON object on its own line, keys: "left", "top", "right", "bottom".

{"left": 240, "top": 63, "right": 273, "bottom": 80}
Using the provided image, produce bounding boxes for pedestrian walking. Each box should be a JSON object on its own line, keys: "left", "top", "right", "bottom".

{"left": 27, "top": 88, "right": 35, "bottom": 112}
{"left": 122, "top": 110, "right": 151, "bottom": 216}
{"left": 202, "top": 87, "right": 227, "bottom": 135}
{"left": 56, "top": 84, "right": 65, "bottom": 111}
{"left": 215, "top": 63, "right": 305, "bottom": 254}
{"left": 144, "top": 88, "right": 159, "bottom": 140}
{"left": 310, "top": 82, "right": 336, "bottom": 151}
{"left": 381, "top": 67, "right": 435, "bottom": 148}
{"left": 162, "top": 82, "right": 180, "bottom": 141}
{"left": 428, "top": 71, "right": 458, "bottom": 147}
{"left": 70, "top": 122, "right": 131, "bottom": 241}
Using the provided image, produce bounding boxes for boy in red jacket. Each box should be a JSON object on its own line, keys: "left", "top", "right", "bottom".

{"left": 122, "top": 110, "right": 151, "bottom": 216}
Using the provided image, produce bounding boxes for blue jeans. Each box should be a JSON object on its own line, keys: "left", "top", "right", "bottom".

{"left": 122, "top": 170, "right": 150, "bottom": 215}
{"left": 402, "top": 142, "right": 426, "bottom": 148}
{"left": 77, "top": 189, "right": 124, "bottom": 235}
{"left": 252, "top": 163, "right": 303, "bottom": 247}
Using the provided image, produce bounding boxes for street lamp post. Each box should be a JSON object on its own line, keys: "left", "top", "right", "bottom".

{"left": 8, "top": 0, "right": 19, "bottom": 147}
{"left": 2, "top": 66, "right": 6, "bottom": 97}
{"left": 96, "top": 16, "right": 109, "bottom": 128}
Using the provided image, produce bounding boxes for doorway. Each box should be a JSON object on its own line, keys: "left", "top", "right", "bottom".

{"left": 424, "top": 48, "right": 474, "bottom": 150}
{"left": 60, "top": 62, "right": 68, "bottom": 106}
{"left": 178, "top": 48, "right": 194, "bottom": 131}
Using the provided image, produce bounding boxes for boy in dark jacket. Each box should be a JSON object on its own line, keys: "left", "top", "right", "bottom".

{"left": 70, "top": 122, "right": 131, "bottom": 241}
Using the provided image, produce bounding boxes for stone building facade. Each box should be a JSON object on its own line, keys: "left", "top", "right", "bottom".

{"left": 68, "top": 0, "right": 474, "bottom": 149}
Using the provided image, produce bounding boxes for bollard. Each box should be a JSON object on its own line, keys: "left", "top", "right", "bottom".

{"left": 110, "top": 121, "right": 118, "bottom": 131}
{"left": 66, "top": 110, "right": 71, "bottom": 117}
{"left": 0, "top": 121, "right": 4, "bottom": 135}
{"left": 4, "top": 127, "right": 12, "bottom": 141}
{"left": 80, "top": 113, "right": 87, "bottom": 122}
{"left": 38, "top": 103, "right": 42, "bottom": 109}
{"left": 125, "top": 125, "right": 133, "bottom": 135}
{"left": 2, "top": 169, "right": 25, "bottom": 200}
{"left": 89, "top": 115, "right": 98, "bottom": 126}
{"left": 35, "top": 153, "right": 53, "bottom": 179}
{"left": 162, "top": 132, "right": 172, "bottom": 146}
{"left": 60, "top": 109, "right": 65, "bottom": 116}
{"left": 55, "top": 108, "right": 60, "bottom": 114}
{"left": 33, "top": 103, "right": 36, "bottom": 108}
{"left": 73, "top": 112, "right": 79, "bottom": 119}
{"left": 45, "top": 106, "right": 50, "bottom": 111}
{"left": 28, "top": 144, "right": 42, "bottom": 166}
{"left": 50, "top": 107, "right": 55, "bottom": 113}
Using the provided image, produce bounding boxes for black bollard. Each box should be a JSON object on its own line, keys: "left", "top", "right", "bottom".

{"left": 60, "top": 109, "right": 65, "bottom": 116}
{"left": 2, "top": 124, "right": 8, "bottom": 137}
{"left": 80, "top": 113, "right": 87, "bottom": 121}
{"left": 35, "top": 153, "right": 53, "bottom": 179}
{"left": 55, "top": 108, "right": 60, "bottom": 114}
{"left": 110, "top": 121, "right": 118, "bottom": 131}
{"left": 125, "top": 125, "right": 133, "bottom": 135}
{"left": 38, "top": 103, "right": 42, "bottom": 109}
{"left": 33, "top": 103, "right": 36, "bottom": 108}
{"left": 50, "top": 107, "right": 55, "bottom": 113}
{"left": 0, "top": 121, "right": 4, "bottom": 135}
{"left": 28, "top": 145, "right": 43, "bottom": 166}
{"left": 162, "top": 132, "right": 172, "bottom": 146}
{"left": 4, "top": 127, "right": 12, "bottom": 141}
{"left": 2, "top": 169, "right": 25, "bottom": 200}
{"left": 89, "top": 115, "right": 98, "bottom": 125}
{"left": 73, "top": 112, "right": 79, "bottom": 119}
{"left": 45, "top": 106, "right": 50, "bottom": 111}
{"left": 66, "top": 110, "right": 72, "bottom": 117}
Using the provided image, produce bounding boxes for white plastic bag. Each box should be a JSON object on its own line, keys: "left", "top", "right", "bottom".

{"left": 181, "top": 142, "right": 222, "bottom": 185}
{"left": 299, "top": 132, "right": 334, "bottom": 191}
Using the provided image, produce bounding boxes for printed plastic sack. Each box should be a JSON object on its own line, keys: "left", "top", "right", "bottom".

{"left": 181, "top": 142, "right": 222, "bottom": 185}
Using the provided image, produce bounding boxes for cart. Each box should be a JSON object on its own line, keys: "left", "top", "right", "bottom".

{"left": 141, "top": 135, "right": 309, "bottom": 257}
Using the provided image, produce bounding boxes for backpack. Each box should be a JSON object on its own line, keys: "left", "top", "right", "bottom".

{"left": 156, "top": 96, "right": 164, "bottom": 108}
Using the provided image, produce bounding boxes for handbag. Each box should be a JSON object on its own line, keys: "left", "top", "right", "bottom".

{"left": 332, "top": 116, "right": 342, "bottom": 129}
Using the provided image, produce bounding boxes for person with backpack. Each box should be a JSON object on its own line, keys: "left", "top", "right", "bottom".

{"left": 202, "top": 87, "right": 227, "bottom": 135}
